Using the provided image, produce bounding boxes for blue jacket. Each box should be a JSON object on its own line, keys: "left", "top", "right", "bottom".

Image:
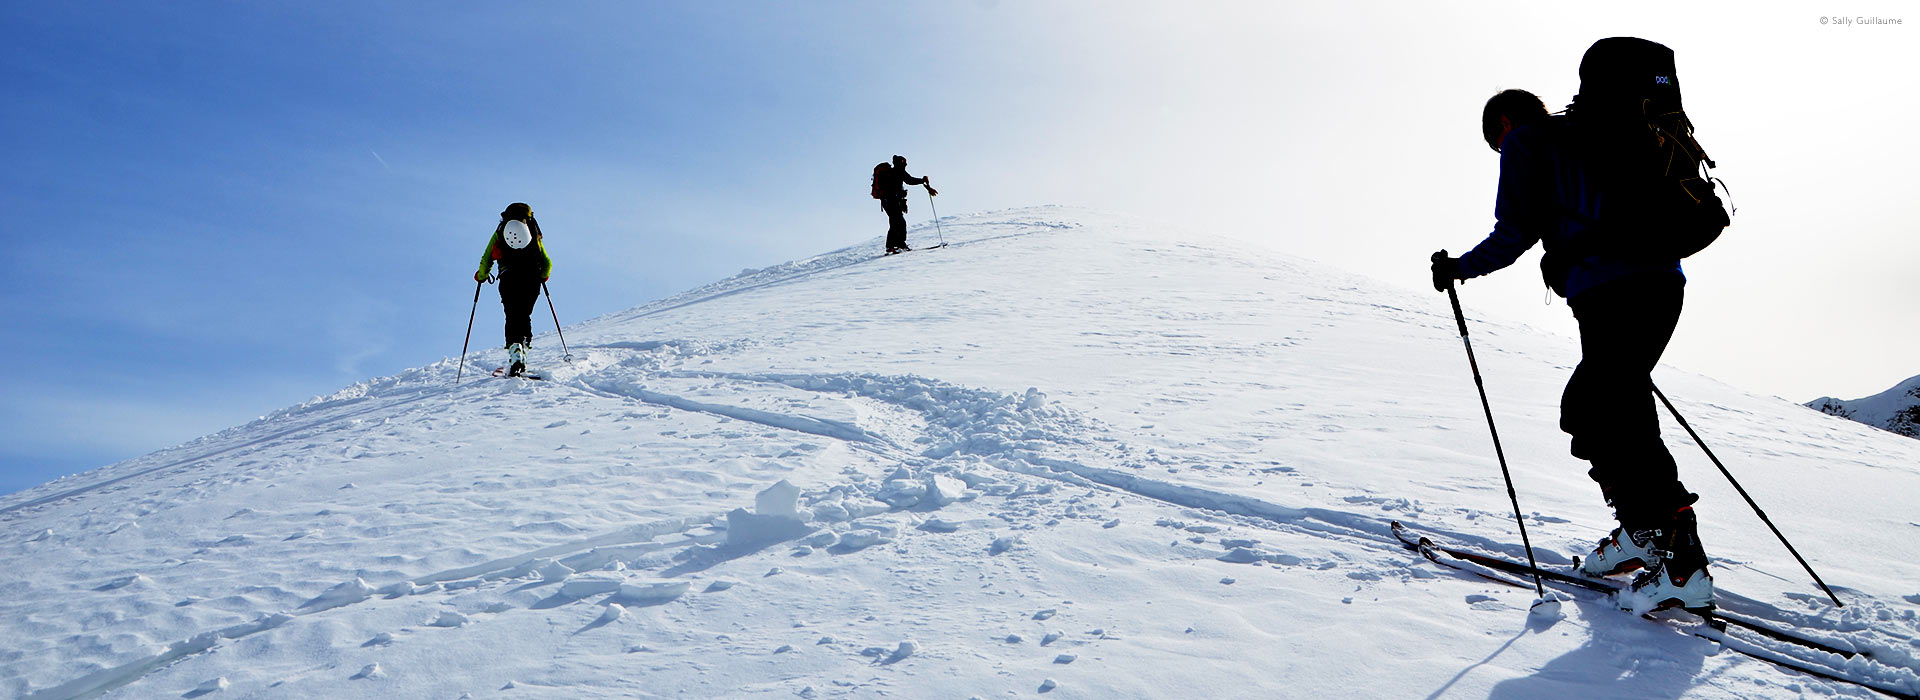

{"left": 1456, "top": 117, "right": 1683, "bottom": 300}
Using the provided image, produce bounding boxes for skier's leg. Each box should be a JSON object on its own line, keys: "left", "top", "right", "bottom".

{"left": 1567, "top": 276, "right": 1693, "bottom": 530}
{"left": 886, "top": 203, "right": 907, "bottom": 251}
{"left": 501, "top": 277, "right": 538, "bottom": 349}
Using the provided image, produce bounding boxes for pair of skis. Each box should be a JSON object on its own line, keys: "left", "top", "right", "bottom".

{"left": 883, "top": 242, "right": 947, "bottom": 257}
{"left": 1390, "top": 521, "right": 1915, "bottom": 699}
{"left": 489, "top": 366, "right": 545, "bottom": 381}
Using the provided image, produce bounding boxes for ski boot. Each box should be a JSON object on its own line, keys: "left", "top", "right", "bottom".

{"left": 1619, "top": 507, "right": 1714, "bottom": 613}
{"left": 507, "top": 342, "right": 527, "bottom": 377}
{"left": 1579, "top": 526, "right": 1661, "bottom": 577}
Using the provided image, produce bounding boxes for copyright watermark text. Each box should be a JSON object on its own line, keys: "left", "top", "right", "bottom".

{"left": 1820, "top": 15, "right": 1904, "bottom": 25}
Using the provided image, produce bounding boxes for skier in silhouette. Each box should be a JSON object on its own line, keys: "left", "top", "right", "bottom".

{"left": 874, "top": 155, "right": 936, "bottom": 254}
{"left": 1430, "top": 87, "right": 1712, "bottom": 610}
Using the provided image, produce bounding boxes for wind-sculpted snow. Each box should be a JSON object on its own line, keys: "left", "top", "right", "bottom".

{"left": 3, "top": 207, "right": 1919, "bottom": 699}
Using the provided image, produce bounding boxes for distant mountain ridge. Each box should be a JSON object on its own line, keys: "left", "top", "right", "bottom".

{"left": 1806, "top": 373, "right": 1920, "bottom": 438}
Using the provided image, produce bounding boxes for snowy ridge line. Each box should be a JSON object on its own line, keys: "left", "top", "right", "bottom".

{"left": 577, "top": 209, "right": 1075, "bottom": 334}
{"left": 0, "top": 387, "right": 445, "bottom": 518}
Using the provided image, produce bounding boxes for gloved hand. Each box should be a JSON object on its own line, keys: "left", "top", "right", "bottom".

{"left": 475, "top": 270, "right": 490, "bottom": 283}
{"left": 1430, "top": 250, "right": 1460, "bottom": 292}
{"left": 926, "top": 185, "right": 939, "bottom": 197}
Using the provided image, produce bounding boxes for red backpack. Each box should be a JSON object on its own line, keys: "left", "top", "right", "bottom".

{"left": 870, "top": 162, "right": 891, "bottom": 199}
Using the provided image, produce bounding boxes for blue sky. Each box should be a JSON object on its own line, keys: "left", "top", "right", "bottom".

{"left": 3, "top": 2, "right": 1915, "bottom": 495}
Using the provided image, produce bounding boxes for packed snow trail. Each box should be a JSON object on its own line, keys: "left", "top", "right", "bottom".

{"left": 4, "top": 207, "right": 1919, "bottom": 699}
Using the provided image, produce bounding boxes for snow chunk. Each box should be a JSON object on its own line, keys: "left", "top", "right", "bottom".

{"left": 536, "top": 559, "right": 576, "bottom": 581}
{"left": 95, "top": 574, "right": 149, "bottom": 591}
{"left": 1032, "top": 609, "right": 1057, "bottom": 620}
{"left": 1039, "top": 678, "right": 1058, "bottom": 692}
{"left": 431, "top": 610, "right": 471, "bottom": 627}
{"left": 922, "top": 474, "right": 969, "bottom": 507}
{"left": 919, "top": 518, "right": 961, "bottom": 533}
{"left": 880, "top": 640, "right": 917, "bottom": 663}
{"left": 989, "top": 536, "right": 1019, "bottom": 555}
{"left": 875, "top": 479, "right": 927, "bottom": 508}
{"left": 596, "top": 603, "right": 627, "bottom": 625}
{"left": 189, "top": 677, "right": 229, "bottom": 695}
{"left": 810, "top": 502, "right": 852, "bottom": 522}
{"left": 561, "top": 572, "right": 626, "bottom": 599}
{"left": 756, "top": 479, "right": 801, "bottom": 519}
{"left": 301, "top": 578, "right": 375, "bottom": 612}
{"left": 1021, "top": 387, "right": 1047, "bottom": 411}
{"left": 350, "top": 663, "right": 385, "bottom": 680}
{"left": 835, "top": 528, "right": 893, "bottom": 552}
{"left": 616, "top": 580, "right": 690, "bottom": 604}
{"left": 1217, "top": 548, "right": 1264, "bottom": 564}
{"left": 1053, "top": 653, "right": 1077, "bottom": 664}
{"left": 724, "top": 507, "right": 813, "bottom": 548}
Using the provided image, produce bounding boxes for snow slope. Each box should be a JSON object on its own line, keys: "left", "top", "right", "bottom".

{"left": 4, "top": 207, "right": 1918, "bottom": 699}
{"left": 1809, "top": 374, "right": 1920, "bottom": 438}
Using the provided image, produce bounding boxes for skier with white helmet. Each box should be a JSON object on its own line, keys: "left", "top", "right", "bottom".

{"left": 474, "top": 202, "right": 552, "bottom": 377}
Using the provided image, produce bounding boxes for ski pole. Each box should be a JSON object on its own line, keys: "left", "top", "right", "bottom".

{"left": 1652, "top": 384, "right": 1844, "bottom": 607}
{"left": 543, "top": 282, "right": 572, "bottom": 364}
{"left": 456, "top": 279, "right": 482, "bottom": 383}
{"left": 1445, "top": 280, "right": 1549, "bottom": 601}
{"left": 926, "top": 186, "right": 946, "bottom": 247}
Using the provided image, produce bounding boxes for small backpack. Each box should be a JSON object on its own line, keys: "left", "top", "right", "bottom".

{"left": 870, "top": 162, "right": 891, "bottom": 199}
{"left": 1566, "top": 37, "right": 1730, "bottom": 265}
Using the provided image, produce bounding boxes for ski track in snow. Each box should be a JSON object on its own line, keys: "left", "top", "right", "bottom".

{"left": 3, "top": 207, "right": 1918, "bottom": 699}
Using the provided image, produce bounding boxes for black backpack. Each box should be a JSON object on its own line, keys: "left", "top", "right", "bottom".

{"left": 1564, "top": 37, "right": 1730, "bottom": 268}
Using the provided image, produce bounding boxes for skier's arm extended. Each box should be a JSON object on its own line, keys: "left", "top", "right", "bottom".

{"left": 1457, "top": 134, "right": 1546, "bottom": 279}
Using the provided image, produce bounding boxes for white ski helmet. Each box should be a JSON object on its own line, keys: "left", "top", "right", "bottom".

{"left": 502, "top": 219, "right": 533, "bottom": 250}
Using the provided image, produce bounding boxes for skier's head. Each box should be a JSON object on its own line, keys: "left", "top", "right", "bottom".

{"left": 501, "top": 202, "right": 533, "bottom": 222}
{"left": 891, "top": 155, "right": 906, "bottom": 168}
{"left": 1481, "top": 89, "right": 1549, "bottom": 153}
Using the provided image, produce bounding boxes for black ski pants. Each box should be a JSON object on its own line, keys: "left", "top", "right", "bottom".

{"left": 1561, "top": 273, "right": 1696, "bottom": 531}
{"left": 498, "top": 275, "right": 542, "bottom": 348}
{"left": 882, "top": 199, "right": 908, "bottom": 250}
